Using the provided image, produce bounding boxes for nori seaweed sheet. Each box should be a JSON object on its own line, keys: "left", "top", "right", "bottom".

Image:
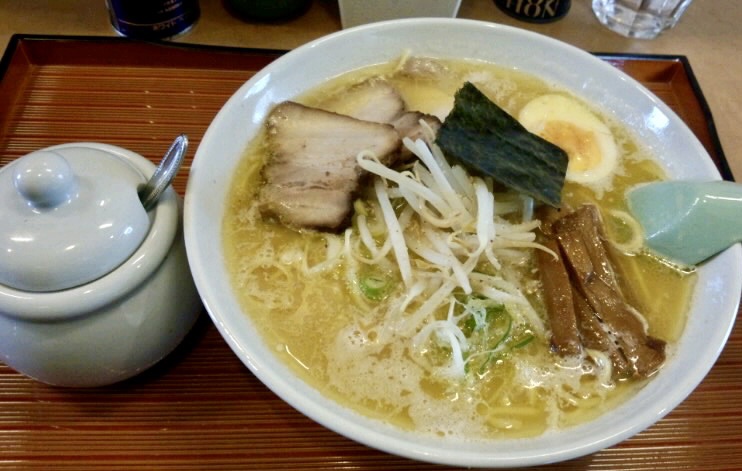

{"left": 436, "top": 82, "right": 568, "bottom": 207}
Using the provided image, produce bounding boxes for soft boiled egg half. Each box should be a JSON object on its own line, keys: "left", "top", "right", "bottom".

{"left": 518, "top": 94, "right": 619, "bottom": 185}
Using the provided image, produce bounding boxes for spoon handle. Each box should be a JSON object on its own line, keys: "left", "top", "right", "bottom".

{"left": 139, "top": 134, "right": 188, "bottom": 211}
{"left": 693, "top": 181, "right": 742, "bottom": 243}
{"left": 629, "top": 180, "right": 742, "bottom": 265}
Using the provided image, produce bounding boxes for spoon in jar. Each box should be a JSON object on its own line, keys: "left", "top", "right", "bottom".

{"left": 626, "top": 180, "right": 742, "bottom": 266}
{"left": 138, "top": 134, "right": 188, "bottom": 211}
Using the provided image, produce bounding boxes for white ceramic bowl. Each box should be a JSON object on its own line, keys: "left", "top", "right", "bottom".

{"left": 184, "top": 19, "right": 742, "bottom": 467}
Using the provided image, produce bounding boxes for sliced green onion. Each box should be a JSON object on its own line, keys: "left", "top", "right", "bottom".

{"left": 478, "top": 311, "right": 513, "bottom": 374}
{"left": 359, "top": 274, "right": 391, "bottom": 301}
{"left": 512, "top": 333, "right": 535, "bottom": 349}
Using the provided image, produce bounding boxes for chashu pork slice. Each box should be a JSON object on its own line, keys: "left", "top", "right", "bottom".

{"left": 325, "top": 78, "right": 406, "bottom": 124}
{"left": 324, "top": 78, "right": 443, "bottom": 157}
{"left": 392, "top": 111, "right": 441, "bottom": 141}
{"left": 259, "top": 101, "right": 401, "bottom": 231}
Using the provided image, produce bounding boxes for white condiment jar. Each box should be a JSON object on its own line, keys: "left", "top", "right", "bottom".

{"left": 0, "top": 142, "right": 201, "bottom": 387}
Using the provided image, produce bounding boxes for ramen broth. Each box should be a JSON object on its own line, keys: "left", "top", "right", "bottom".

{"left": 223, "top": 58, "right": 695, "bottom": 439}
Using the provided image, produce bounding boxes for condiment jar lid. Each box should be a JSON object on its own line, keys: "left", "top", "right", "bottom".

{"left": 0, "top": 145, "right": 150, "bottom": 292}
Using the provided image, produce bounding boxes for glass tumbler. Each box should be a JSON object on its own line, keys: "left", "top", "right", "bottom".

{"left": 592, "top": 0, "right": 693, "bottom": 39}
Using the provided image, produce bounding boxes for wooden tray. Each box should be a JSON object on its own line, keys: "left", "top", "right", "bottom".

{"left": 0, "top": 35, "right": 739, "bottom": 470}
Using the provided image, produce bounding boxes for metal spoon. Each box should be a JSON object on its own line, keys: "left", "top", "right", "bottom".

{"left": 626, "top": 180, "right": 742, "bottom": 266}
{"left": 138, "top": 134, "right": 188, "bottom": 211}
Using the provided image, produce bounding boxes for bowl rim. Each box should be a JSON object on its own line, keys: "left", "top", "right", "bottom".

{"left": 184, "top": 18, "right": 742, "bottom": 467}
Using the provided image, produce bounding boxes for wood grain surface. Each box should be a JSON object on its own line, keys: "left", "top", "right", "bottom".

{"left": 0, "top": 36, "right": 739, "bottom": 471}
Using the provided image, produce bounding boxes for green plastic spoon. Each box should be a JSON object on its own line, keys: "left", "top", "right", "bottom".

{"left": 626, "top": 181, "right": 742, "bottom": 266}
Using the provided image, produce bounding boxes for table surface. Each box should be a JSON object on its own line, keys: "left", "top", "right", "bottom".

{"left": 0, "top": 0, "right": 740, "bottom": 180}
{"left": 1, "top": 1, "right": 741, "bottom": 470}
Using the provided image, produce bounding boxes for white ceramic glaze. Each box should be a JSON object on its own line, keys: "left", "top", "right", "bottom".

{"left": 184, "top": 19, "right": 742, "bottom": 468}
{"left": 0, "top": 146, "right": 149, "bottom": 291}
{"left": 0, "top": 142, "right": 201, "bottom": 387}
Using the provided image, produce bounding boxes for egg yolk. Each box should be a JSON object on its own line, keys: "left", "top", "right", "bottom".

{"left": 540, "top": 120, "right": 602, "bottom": 173}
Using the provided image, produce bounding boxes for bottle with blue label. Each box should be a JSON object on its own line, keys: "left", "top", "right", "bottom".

{"left": 107, "top": 0, "right": 200, "bottom": 40}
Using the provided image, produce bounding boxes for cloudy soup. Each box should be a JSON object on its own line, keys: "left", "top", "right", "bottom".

{"left": 223, "top": 56, "right": 695, "bottom": 439}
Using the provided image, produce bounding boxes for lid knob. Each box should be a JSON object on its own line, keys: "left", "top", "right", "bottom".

{"left": 13, "top": 150, "right": 78, "bottom": 208}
